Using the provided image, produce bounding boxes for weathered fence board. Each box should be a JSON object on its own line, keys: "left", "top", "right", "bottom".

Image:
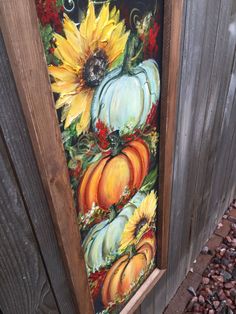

{"left": 139, "top": 1, "right": 236, "bottom": 313}
{"left": 0, "top": 33, "right": 76, "bottom": 314}
{"left": 0, "top": 134, "right": 58, "bottom": 314}
{"left": 167, "top": 0, "right": 210, "bottom": 300}
{"left": 196, "top": 0, "right": 235, "bottom": 254}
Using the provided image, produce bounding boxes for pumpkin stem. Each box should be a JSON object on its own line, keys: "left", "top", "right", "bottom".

{"left": 109, "top": 205, "right": 118, "bottom": 222}
{"left": 107, "top": 130, "right": 123, "bottom": 156}
{"left": 126, "top": 244, "right": 137, "bottom": 259}
{"left": 121, "top": 33, "right": 141, "bottom": 74}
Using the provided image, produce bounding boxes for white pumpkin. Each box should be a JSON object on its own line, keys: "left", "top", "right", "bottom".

{"left": 83, "top": 191, "right": 146, "bottom": 272}
{"left": 91, "top": 59, "right": 160, "bottom": 134}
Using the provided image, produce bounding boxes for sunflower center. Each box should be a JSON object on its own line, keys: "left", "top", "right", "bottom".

{"left": 83, "top": 50, "right": 108, "bottom": 87}
{"left": 134, "top": 218, "right": 148, "bottom": 237}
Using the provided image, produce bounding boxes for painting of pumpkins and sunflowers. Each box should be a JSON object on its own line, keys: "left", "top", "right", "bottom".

{"left": 36, "top": 0, "right": 162, "bottom": 312}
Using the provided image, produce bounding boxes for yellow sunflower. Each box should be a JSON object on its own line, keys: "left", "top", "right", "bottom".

{"left": 119, "top": 190, "right": 157, "bottom": 252}
{"left": 48, "top": 2, "right": 130, "bottom": 134}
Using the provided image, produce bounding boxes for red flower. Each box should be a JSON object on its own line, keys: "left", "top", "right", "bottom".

{"left": 35, "top": 0, "right": 63, "bottom": 33}
{"left": 143, "top": 21, "right": 160, "bottom": 59}
{"left": 96, "top": 120, "right": 110, "bottom": 150}
{"left": 146, "top": 103, "right": 158, "bottom": 126}
{"left": 89, "top": 268, "right": 108, "bottom": 300}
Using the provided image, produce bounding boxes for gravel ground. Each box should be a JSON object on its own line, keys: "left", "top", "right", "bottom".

{"left": 185, "top": 200, "right": 236, "bottom": 314}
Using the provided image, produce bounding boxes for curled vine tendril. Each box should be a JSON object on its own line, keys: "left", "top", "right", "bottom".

{"left": 63, "top": 0, "right": 75, "bottom": 12}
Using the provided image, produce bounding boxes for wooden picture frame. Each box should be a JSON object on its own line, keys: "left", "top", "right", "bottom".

{"left": 0, "top": 0, "right": 184, "bottom": 313}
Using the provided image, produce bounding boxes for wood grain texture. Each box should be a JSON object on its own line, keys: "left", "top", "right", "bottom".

{"left": 120, "top": 269, "right": 165, "bottom": 314}
{"left": 0, "top": 1, "right": 93, "bottom": 313}
{"left": 158, "top": 0, "right": 185, "bottom": 269}
{"left": 167, "top": 0, "right": 236, "bottom": 307}
{"left": 140, "top": 1, "right": 236, "bottom": 313}
{"left": 193, "top": 0, "right": 235, "bottom": 257}
{"left": 0, "top": 134, "right": 58, "bottom": 314}
{"left": 185, "top": 0, "right": 222, "bottom": 268}
{"left": 0, "top": 33, "right": 76, "bottom": 313}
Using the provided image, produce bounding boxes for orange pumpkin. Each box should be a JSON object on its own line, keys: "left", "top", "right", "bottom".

{"left": 101, "top": 232, "right": 156, "bottom": 307}
{"left": 78, "top": 138, "right": 149, "bottom": 213}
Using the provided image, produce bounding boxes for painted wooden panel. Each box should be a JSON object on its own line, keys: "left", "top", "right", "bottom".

{"left": 35, "top": 0, "right": 163, "bottom": 312}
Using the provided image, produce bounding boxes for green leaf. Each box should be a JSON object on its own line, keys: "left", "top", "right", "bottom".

{"left": 140, "top": 167, "right": 158, "bottom": 193}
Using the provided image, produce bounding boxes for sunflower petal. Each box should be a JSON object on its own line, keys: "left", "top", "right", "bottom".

{"left": 55, "top": 94, "right": 73, "bottom": 109}
{"left": 51, "top": 81, "right": 79, "bottom": 94}
{"left": 75, "top": 92, "right": 93, "bottom": 134}
{"left": 107, "top": 32, "right": 129, "bottom": 64}
{"left": 48, "top": 65, "right": 77, "bottom": 82}
{"left": 96, "top": 3, "right": 110, "bottom": 36}
{"left": 80, "top": 1, "right": 96, "bottom": 41}
{"left": 64, "top": 91, "right": 93, "bottom": 129}
{"left": 54, "top": 33, "right": 78, "bottom": 66}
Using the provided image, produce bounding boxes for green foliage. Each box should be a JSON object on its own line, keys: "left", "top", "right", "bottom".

{"left": 39, "top": 23, "right": 60, "bottom": 65}
{"left": 56, "top": 0, "right": 64, "bottom": 6}
{"left": 140, "top": 167, "right": 158, "bottom": 193}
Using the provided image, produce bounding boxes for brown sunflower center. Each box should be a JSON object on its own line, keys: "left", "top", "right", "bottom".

{"left": 134, "top": 218, "right": 148, "bottom": 237}
{"left": 83, "top": 50, "right": 108, "bottom": 87}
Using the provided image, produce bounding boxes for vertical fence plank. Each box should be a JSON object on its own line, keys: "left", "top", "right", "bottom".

{"left": 195, "top": 0, "right": 235, "bottom": 249}
{"left": 0, "top": 33, "right": 76, "bottom": 313}
{"left": 166, "top": 0, "right": 209, "bottom": 300}
{"left": 0, "top": 135, "right": 58, "bottom": 314}
{"left": 185, "top": 0, "right": 223, "bottom": 267}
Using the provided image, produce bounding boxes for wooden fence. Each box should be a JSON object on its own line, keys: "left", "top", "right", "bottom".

{"left": 0, "top": 0, "right": 236, "bottom": 313}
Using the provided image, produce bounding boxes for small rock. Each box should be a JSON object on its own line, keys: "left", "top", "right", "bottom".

{"left": 220, "top": 270, "right": 232, "bottom": 281}
{"left": 206, "top": 287, "right": 213, "bottom": 296}
{"left": 208, "top": 310, "right": 214, "bottom": 314}
{"left": 187, "top": 286, "right": 197, "bottom": 296}
{"left": 202, "top": 246, "right": 210, "bottom": 254}
{"left": 202, "top": 277, "right": 210, "bottom": 285}
{"left": 189, "top": 267, "right": 194, "bottom": 273}
{"left": 187, "top": 296, "right": 198, "bottom": 310}
{"left": 224, "top": 282, "right": 233, "bottom": 289}
{"left": 232, "top": 267, "right": 236, "bottom": 280}
{"left": 230, "top": 288, "right": 236, "bottom": 297}
{"left": 220, "top": 248, "right": 226, "bottom": 256}
{"left": 213, "top": 300, "right": 220, "bottom": 309}
{"left": 212, "top": 275, "right": 224, "bottom": 283}
{"left": 228, "top": 216, "right": 236, "bottom": 223}
{"left": 217, "top": 222, "right": 223, "bottom": 229}
{"left": 226, "top": 236, "right": 232, "bottom": 243}
{"left": 219, "top": 292, "right": 226, "bottom": 300}
{"left": 226, "top": 298, "right": 233, "bottom": 306}
{"left": 193, "top": 303, "right": 201, "bottom": 311}
{"left": 231, "top": 223, "right": 236, "bottom": 231}
{"left": 231, "top": 239, "right": 236, "bottom": 248}
{"left": 212, "top": 257, "right": 221, "bottom": 264}
{"left": 221, "top": 257, "right": 230, "bottom": 266}
{"left": 198, "top": 295, "right": 205, "bottom": 304}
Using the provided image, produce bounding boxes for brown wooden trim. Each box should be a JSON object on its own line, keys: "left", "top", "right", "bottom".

{"left": 158, "top": 0, "right": 185, "bottom": 269}
{"left": 121, "top": 269, "right": 166, "bottom": 314}
{"left": 0, "top": 2, "right": 93, "bottom": 313}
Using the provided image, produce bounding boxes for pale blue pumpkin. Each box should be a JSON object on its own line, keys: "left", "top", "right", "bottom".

{"left": 82, "top": 191, "right": 146, "bottom": 272}
{"left": 91, "top": 59, "right": 160, "bottom": 134}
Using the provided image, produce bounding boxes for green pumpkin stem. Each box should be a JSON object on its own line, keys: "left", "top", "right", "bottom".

{"left": 109, "top": 205, "right": 118, "bottom": 222}
{"left": 107, "top": 130, "right": 123, "bottom": 156}
{"left": 121, "top": 33, "right": 141, "bottom": 74}
{"left": 126, "top": 244, "right": 137, "bottom": 259}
